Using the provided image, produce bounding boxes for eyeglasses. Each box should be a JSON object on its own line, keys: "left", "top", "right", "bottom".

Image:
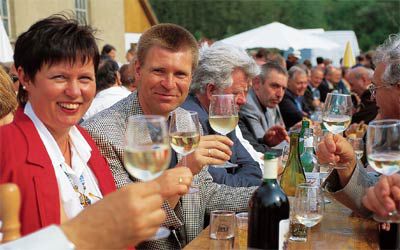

{"left": 368, "top": 83, "right": 392, "bottom": 99}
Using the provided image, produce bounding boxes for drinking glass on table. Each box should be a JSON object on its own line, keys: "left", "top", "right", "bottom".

{"left": 209, "top": 210, "right": 235, "bottom": 250}
{"left": 235, "top": 212, "right": 248, "bottom": 250}
{"left": 322, "top": 93, "right": 353, "bottom": 169}
{"left": 169, "top": 110, "right": 201, "bottom": 193}
{"left": 366, "top": 119, "right": 400, "bottom": 223}
{"left": 293, "top": 183, "right": 324, "bottom": 228}
{"left": 124, "top": 115, "right": 171, "bottom": 239}
{"left": 347, "top": 137, "right": 364, "bottom": 160}
{"left": 209, "top": 94, "right": 239, "bottom": 168}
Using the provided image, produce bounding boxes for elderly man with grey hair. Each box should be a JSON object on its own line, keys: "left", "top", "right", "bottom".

{"left": 279, "top": 66, "right": 311, "bottom": 129}
{"left": 317, "top": 33, "right": 400, "bottom": 231}
{"left": 181, "top": 42, "right": 263, "bottom": 187}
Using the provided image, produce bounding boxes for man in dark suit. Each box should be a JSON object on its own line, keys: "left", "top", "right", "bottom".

{"left": 347, "top": 66, "right": 378, "bottom": 124}
{"left": 279, "top": 66, "right": 311, "bottom": 129}
{"left": 304, "top": 67, "right": 324, "bottom": 111}
{"left": 182, "top": 42, "right": 263, "bottom": 188}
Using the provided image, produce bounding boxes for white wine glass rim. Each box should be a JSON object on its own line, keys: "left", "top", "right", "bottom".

{"left": 327, "top": 93, "right": 351, "bottom": 97}
{"left": 368, "top": 119, "right": 400, "bottom": 128}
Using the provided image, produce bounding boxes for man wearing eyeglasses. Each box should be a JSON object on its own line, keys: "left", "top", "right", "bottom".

{"left": 347, "top": 66, "right": 378, "bottom": 124}
{"left": 316, "top": 33, "right": 400, "bottom": 221}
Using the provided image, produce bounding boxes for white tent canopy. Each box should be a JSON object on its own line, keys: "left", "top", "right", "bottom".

{"left": 0, "top": 19, "right": 13, "bottom": 63}
{"left": 219, "top": 22, "right": 339, "bottom": 51}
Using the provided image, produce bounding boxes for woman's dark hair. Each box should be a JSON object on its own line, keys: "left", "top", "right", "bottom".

{"left": 101, "top": 44, "right": 116, "bottom": 55}
{"left": 14, "top": 14, "right": 100, "bottom": 106}
{"left": 96, "top": 59, "right": 119, "bottom": 92}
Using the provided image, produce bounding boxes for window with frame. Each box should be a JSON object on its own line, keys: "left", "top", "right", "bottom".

{"left": 0, "top": 0, "right": 10, "bottom": 36}
{"left": 75, "top": 0, "right": 88, "bottom": 25}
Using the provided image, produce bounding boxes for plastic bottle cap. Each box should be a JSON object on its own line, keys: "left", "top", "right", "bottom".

{"left": 264, "top": 152, "right": 276, "bottom": 160}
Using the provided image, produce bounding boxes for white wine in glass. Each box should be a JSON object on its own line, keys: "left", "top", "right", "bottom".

{"left": 169, "top": 111, "right": 201, "bottom": 193}
{"left": 367, "top": 119, "right": 400, "bottom": 222}
{"left": 209, "top": 94, "right": 239, "bottom": 168}
{"left": 124, "top": 115, "right": 171, "bottom": 239}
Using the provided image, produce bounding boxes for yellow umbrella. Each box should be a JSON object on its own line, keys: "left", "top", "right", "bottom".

{"left": 343, "top": 41, "right": 355, "bottom": 68}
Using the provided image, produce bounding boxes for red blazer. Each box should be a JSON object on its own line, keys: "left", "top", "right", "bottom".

{"left": 0, "top": 108, "right": 117, "bottom": 236}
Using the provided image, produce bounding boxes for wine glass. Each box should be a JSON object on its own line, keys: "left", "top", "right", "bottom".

{"left": 347, "top": 137, "right": 364, "bottom": 160}
{"left": 322, "top": 93, "right": 353, "bottom": 169}
{"left": 209, "top": 94, "right": 239, "bottom": 168}
{"left": 312, "top": 89, "right": 321, "bottom": 101}
{"left": 366, "top": 119, "right": 400, "bottom": 222}
{"left": 169, "top": 110, "right": 201, "bottom": 193}
{"left": 294, "top": 183, "right": 324, "bottom": 228}
{"left": 124, "top": 115, "right": 171, "bottom": 239}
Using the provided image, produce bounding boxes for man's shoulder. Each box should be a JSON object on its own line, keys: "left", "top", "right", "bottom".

{"left": 82, "top": 93, "right": 137, "bottom": 132}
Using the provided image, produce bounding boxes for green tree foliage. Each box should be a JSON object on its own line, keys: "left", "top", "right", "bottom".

{"left": 150, "top": 0, "right": 400, "bottom": 52}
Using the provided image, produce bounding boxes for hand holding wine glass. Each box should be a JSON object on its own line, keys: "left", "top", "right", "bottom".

{"left": 366, "top": 119, "right": 400, "bottom": 222}
{"left": 322, "top": 93, "right": 353, "bottom": 169}
{"left": 169, "top": 111, "right": 201, "bottom": 193}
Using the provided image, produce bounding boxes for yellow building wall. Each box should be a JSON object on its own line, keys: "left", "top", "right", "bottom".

{"left": 10, "top": 0, "right": 74, "bottom": 40}
{"left": 124, "top": 0, "right": 152, "bottom": 33}
{"left": 89, "top": 0, "right": 126, "bottom": 62}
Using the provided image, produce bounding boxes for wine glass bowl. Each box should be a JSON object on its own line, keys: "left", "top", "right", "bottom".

{"left": 124, "top": 115, "right": 171, "bottom": 181}
{"left": 366, "top": 119, "right": 400, "bottom": 176}
{"left": 294, "top": 183, "right": 324, "bottom": 228}
{"left": 322, "top": 93, "right": 352, "bottom": 135}
{"left": 209, "top": 94, "right": 239, "bottom": 135}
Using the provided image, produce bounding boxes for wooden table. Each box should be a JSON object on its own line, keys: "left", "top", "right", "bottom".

{"left": 184, "top": 194, "right": 379, "bottom": 250}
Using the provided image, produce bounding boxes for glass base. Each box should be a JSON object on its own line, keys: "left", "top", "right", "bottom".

{"left": 212, "top": 161, "right": 238, "bottom": 168}
{"left": 373, "top": 213, "right": 400, "bottom": 223}
{"left": 289, "top": 235, "right": 307, "bottom": 242}
{"left": 149, "top": 227, "right": 170, "bottom": 240}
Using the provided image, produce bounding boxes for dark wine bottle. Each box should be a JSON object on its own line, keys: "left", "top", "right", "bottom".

{"left": 248, "top": 152, "right": 290, "bottom": 250}
{"left": 379, "top": 223, "right": 399, "bottom": 250}
{"left": 280, "top": 132, "right": 306, "bottom": 196}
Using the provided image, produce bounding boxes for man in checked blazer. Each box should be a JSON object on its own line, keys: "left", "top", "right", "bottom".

{"left": 83, "top": 24, "right": 258, "bottom": 249}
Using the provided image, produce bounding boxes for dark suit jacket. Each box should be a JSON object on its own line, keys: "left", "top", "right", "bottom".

{"left": 279, "top": 90, "right": 310, "bottom": 129}
{"left": 181, "top": 94, "right": 262, "bottom": 187}
{"left": 351, "top": 90, "right": 379, "bottom": 124}
{"left": 303, "top": 85, "right": 317, "bottom": 112}
{"left": 318, "top": 79, "right": 332, "bottom": 102}
{"left": 0, "top": 108, "right": 116, "bottom": 236}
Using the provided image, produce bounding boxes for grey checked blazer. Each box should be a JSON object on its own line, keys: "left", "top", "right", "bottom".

{"left": 82, "top": 91, "right": 257, "bottom": 249}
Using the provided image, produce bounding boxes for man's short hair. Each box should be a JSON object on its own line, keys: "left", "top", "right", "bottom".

{"left": 136, "top": 23, "right": 199, "bottom": 70}
{"left": 288, "top": 66, "right": 306, "bottom": 81}
{"left": 316, "top": 57, "right": 324, "bottom": 64}
{"left": 14, "top": 14, "right": 100, "bottom": 106}
{"left": 311, "top": 66, "right": 324, "bottom": 75}
{"left": 119, "top": 64, "right": 135, "bottom": 88}
{"left": 373, "top": 33, "right": 400, "bottom": 86}
{"left": 259, "top": 61, "right": 288, "bottom": 84}
{"left": 101, "top": 44, "right": 116, "bottom": 55}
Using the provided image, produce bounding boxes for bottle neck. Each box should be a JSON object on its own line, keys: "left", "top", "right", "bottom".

{"left": 263, "top": 158, "right": 278, "bottom": 180}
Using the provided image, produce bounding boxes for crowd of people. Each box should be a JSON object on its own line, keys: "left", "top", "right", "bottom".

{"left": 0, "top": 13, "right": 399, "bottom": 249}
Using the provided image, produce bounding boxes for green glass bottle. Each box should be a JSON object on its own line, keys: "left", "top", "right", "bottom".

{"left": 280, "top": 132, "right": 306, "bottom": 196}
{"left": 299, "top": 120, "right": 310, "bottom": 155}
{"left": 248, "top": 152, "right": 290, "bottom": 249}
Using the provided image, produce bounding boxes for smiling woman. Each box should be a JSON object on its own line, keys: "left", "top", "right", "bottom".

{"left": 0, "top": 14, "right": 117, "bottom": 237}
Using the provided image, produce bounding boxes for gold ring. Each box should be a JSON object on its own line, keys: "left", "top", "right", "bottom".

{"left": 178, "top": 177, "right": 183, "bottom": 184}
{"left": 208, "top": 149, "right": 211, "bottom": 157}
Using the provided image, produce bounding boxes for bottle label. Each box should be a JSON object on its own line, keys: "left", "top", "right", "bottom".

{"left": 263, "top": 158, "right": 278, "bottom": 179}
{"left": 279, "top": 219, "right": 290, "bottom": 250}
{"left": 305, "top": 172, "right": 320, "bottom": 186}
{"left": 304, "top": 137, "right": 313, "bottom": 148}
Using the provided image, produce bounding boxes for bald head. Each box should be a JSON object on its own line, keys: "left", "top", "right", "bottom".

{"left": 347, "top": 66, "right": 374, "bottom": 96}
